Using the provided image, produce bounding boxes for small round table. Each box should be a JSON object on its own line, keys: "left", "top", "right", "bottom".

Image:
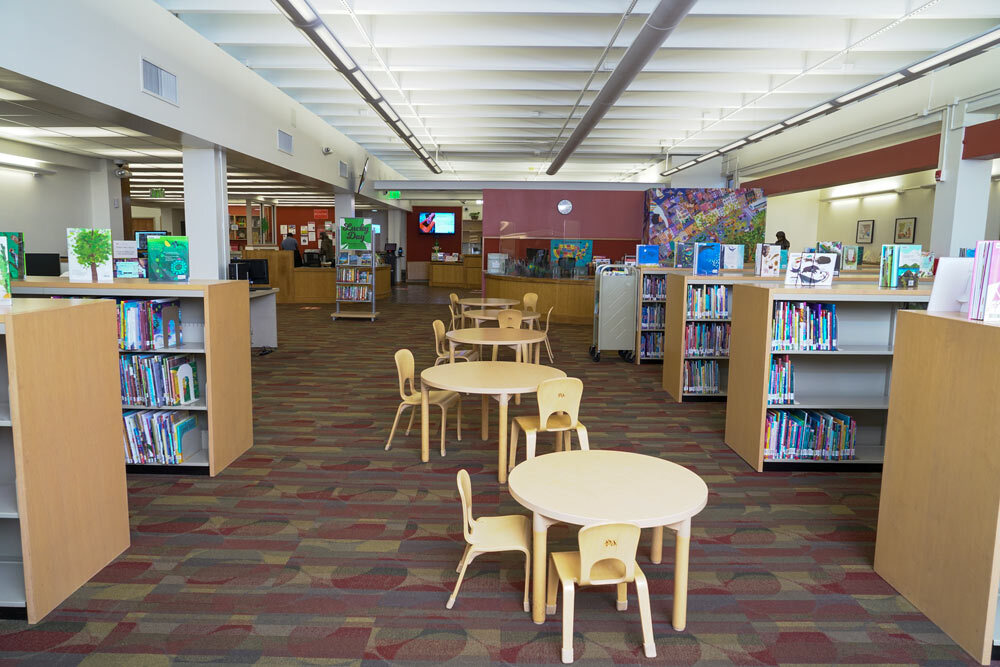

{"left": 420, "top": 361, "right": 566, "bottom": 483}
{"left": 464, "top": 308, "right": 541, "bottom": 329}
{"left": 458, "top": 297, "right": 520, "bottom": 308}
{"left": 447, "top": 327, "right": 548, "bottom": 364}
{"left": 508, "top": 450, "right": 708, "bottom": 627}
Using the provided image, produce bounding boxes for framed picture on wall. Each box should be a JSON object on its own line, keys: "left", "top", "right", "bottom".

{"left": 856, "top": 220, "right": 875, "bottom": 244}
{"left": 894, "top": 217, "right": 917, "bottom": 243}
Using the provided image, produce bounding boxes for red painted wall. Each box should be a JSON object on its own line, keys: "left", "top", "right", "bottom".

{"left": 229, "top": 206, "right": 334, "bottom": 250}
{"left": 964, "top": 118, "right": 1000, "bottom": 160}
{"left": 483, "top": 189, "right": 645, "bottom": 239}
{"left": 406, "top": 206, "right": 463, "bottom": 260}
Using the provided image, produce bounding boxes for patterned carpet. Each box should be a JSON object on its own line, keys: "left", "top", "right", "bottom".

{"left": 0, "top": 286, "right": 983, "bottom": 665}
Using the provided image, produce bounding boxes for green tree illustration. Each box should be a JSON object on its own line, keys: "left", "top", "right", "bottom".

{"left": 72, "top": 229, "right": 112, "bottom": 282}
{"left": 0, "top": 251, "right": 9, "bottom": 297}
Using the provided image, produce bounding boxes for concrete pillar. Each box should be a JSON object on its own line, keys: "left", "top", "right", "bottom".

{"left": 337, "top": 192, "right": 356, "bottom": 220}
{"left": 90, "top": 160, "right": 124, "bottom": 238}
{"left": 388, "top": 208, "right": 406, "bottom": 282}
{"left": 182, "top": 147, "right": 229, "bottom": 279}
{"left": 930, "top": 107, "right": 994, "bottom": 256}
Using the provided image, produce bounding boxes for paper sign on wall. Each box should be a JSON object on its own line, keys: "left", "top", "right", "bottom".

{"left": 308, "top": 231, "right": 316, "bottom": 242}
{"left": 289, "top": 225, "right": 297, "bottom": 234}
{"left": 307, "top": 222, "right": 316, "bottom": 232}
{"left": 301, "top": 236, "right": 308, "bottom": 246}
{"left": 113, "top": 240, "right": 138, "bottom": 258}
{"left": 313, "top": 209, "right": 329, "bottom": 219}
{"left": 280, "top": 225, "right": 288, "bottom": 235}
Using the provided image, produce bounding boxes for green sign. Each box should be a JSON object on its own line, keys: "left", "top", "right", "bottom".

{"left": 386, "top": 190, "right": 401, "bottom": 199}
{"left": 150, "top": 188, "right": 165, "bottom": 198}
{"left": 338, "top": 217, "right": 372, "bottom": 251}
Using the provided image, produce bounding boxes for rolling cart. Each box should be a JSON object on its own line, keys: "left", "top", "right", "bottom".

{"left": 589, "top": 264, "right": 638, "bottom": 362}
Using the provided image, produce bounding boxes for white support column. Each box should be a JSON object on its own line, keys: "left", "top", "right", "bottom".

{"left": 246, "top": 198, "right": 253, "bottom": 244}
{"left": 337, "top": 192, "right": 356, "bottom": 220}
{"left": 388, "top": 208, "right": 406, "bottom": 282}
{"left": 930, "top": 107, "right": 994, "bottom": 257}
{"left": 90, "top": 160, "right": 124, "bottom": 238}
{"left": 182, "top": 147, "right": 229, "bottom": 279}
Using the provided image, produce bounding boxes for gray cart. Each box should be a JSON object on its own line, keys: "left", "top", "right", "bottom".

{"left": 589, "top": 264, "right": 638, "bottom": 362}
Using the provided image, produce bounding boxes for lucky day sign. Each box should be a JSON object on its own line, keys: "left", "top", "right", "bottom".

{"left": 338, "top": 217, "right": 372, "bottom": 251}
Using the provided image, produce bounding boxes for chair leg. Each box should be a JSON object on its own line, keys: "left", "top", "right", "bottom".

{"left": 440, "top": 404, "right": 448, "bottom": 457}
{"left": 617, "top": 582, "right": 628, "bottom": 611}
{"left": 435, "top": 356, "right": 446, "bottom": 366}
{"left": 635, "top": 571, "right": 656, "bottom": 658}
{"left": 554, "top": 430, "right": 563, "bottom": 452}
{"left": 385, "top": 403, "right": 407, "bottom": 451}
{"left": 525, "top": 429, "right": 537, "bottom": 461}
{"left": 491, "top": 345, "right": 498, "bottom": 361}
{"left": 457, "top": 544, "right": 471, "bottom": 573}
{"left": 522, "top": 549, "right": 531, "bottom": 613}
{"left": 575, "top": 424, "right": 590, "bottom": 451}
{"left": 508, "top": 420, "right": 521, "bottom": 472}
{"left": 561, "top": 581, "right": 575, "bottom": 664}
{"left": 447, "top": 549, "right": 476, "bottom": 609}
{"left": 405, "top": 406, "right": 417, "bottom": 435}
{"left": 545, "top": 335, "right": 554, "bottom": 363}
{"left": 456, "top": 397, "right": 462, "bottom": 441}
{"left": 546, "top": 558, "right": 559, "bottom": 615}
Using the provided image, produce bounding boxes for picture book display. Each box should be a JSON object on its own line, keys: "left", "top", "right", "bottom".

{"left": 815, "top": 241, "right": 843, "bottom": 275}
{"left": 674, "top": 242, "right": 694, "bottom": 268}
{"left": 968, "top": 240, "right": 1000, "bottom": 322}
{"left": 636, "top": 244, "right": 659, "bottom": 266}
{"left": 842, "top": 245, "right": 860, "bottom": 271}
{"left": 755, "top": 243, "right": 781, "bottom": 276}
{"left": 878, "top": 244, "right": 922, "bottom": 288}
{"left": 919, "top": 251, "right": 935, "bottom": 278}
{"left": 722, "top": 244, "right": 745, "bottom": 270}
{"left": 68, "top": 227, "right": 113, "bottom": 282}
{"left": 693, "top": 242, "right": 721, "bottom": 276}
{"left": 122, "top": 410, "right": 199, "bottom": 465}
{"left": 147, "top": 236, "right": 190, "bottom": 282}
{"left": 764, "top": 409, "right": 857, "bottom": 461}
{"left": 0, "top": 237, "right": 10, "bottom": 305}
{"left": 0, "top": 232, "right": 24, "bottom": 280}
{"left": 784, "top": 253, "right": 837, "bottom": 287}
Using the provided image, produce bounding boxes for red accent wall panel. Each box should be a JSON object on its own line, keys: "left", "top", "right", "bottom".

{"left": 406, "top": 206, "right": 463, "bottom": 260}
{"left": 964, "top": 118, "right": 1000, "bottom": 160}
{"left": 482, "top": 189, "right": 645, "bottom": 239}
{"left": 741, "top": 135, "right": 941, "bottom": 196}
{"left": 228, "top": 206, "right": 335, "bottom": 250}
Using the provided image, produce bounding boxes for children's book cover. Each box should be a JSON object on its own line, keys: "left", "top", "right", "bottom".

{"left": 919, "top": 251, "right": 935, "bottom": 278}
{"left": 693, "top": 243, "right": 721, "bottom": 276}
{"left": 0, "top": 237, "right": 10, "bottom": 305}
{"left": 722, "top": 244, "right": 744, "bottom": 270}
{"left": 816, "top": 241, "right": 844, "bottom": 275}
{"left": 879, "top": 245, "right": 896, "bottom": 288}
{"left": 147, "top": 236, "right": 190, "bottom": 282}
{"left": 674, "top": 242, "right": 695, "bottom": 268}
{"left": 0, "top": 232, "right": 24, "bottom": 280}
{"left": 67, "top": 228, "right": 113, "bottom": 282}
{"left": 755, "top": 243, "right": 781, "bottom": 276}
{"left": 842, "top": 245, "right": 860, "bottom": 271}
{"left": 636, "top": 244, "right": 659, "bottom": 266}
{"left": 784, "top": 253, "right": 836, "bottom": 287}
{"left": 980, "top": 242, "right": 1000, "bottom": 322}
{"left": 895, "top": 244, "right": 922, "bottom": 286}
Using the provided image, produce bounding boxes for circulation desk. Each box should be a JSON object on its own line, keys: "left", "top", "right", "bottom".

{"left": 429, "top": 255, "right": 482, "bottom": 289}
{"left": 484, "top": 274, "right": 593, "bottom": 325}
{"left": 242, "top": 249, "right": 389, "bottom": 303}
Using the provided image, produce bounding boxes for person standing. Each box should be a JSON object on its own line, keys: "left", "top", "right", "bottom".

{"left": 319, "top": 231, "right": 335, "bottom": 264}
{"left": 280, "top": 232, "right": 302, "bottom": 267}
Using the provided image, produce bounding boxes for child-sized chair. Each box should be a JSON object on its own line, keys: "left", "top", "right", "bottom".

{"left": 508, "top": 377, "right": 589, "bottom": 470}
{"left": 386, "top": 349, "right": 461, "bottom": 456}
{"left": 433, "top": 319, "right": 479, "bottom": 365}
{"left": 547, "top": 522, "right": 655, "bottom": 663}
{"left": 449, "top": 293, "right": 462, "bottom": 330}
{"left": 493, "top": 309, "right": 524, "bottom": 361}
{"left": 449, "top": 470, "right": 531, "bottom": 612}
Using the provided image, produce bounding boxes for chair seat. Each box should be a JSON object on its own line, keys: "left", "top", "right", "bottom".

{"left": 470, "top": 514, "right": 530, "bottom": 551}
{"left": 513, "top": 413, "right": 577, "bottom": 432}
{"left": 403, "top": 390, "right": 459, "bottom": 406}
{"left": 551, "top": 550, "right": 635, "bottom": 586}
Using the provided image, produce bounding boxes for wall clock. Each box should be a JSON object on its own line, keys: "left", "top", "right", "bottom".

{"left": 557, "top": 199, "right": 573, "bottom": 215}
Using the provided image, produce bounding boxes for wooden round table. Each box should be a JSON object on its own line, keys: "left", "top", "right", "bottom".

{"left": 464, "top": 308, "right": 541, "bottom": 328}
{"left": 508, "top": 450, "right": 709, "bottom": 627}
{"left": 458, "top": 297, "right": 520, "bottom": 308}
{"left": 419, "top": 361, "right": 566, "bottom": 483}
{"left": 447, "top": 327, "right": 548, "bottom": 364}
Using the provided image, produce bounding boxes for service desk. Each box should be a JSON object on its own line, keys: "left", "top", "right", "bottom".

{"left": 241, "top": 248, "right": 389, "bottom": 302}
{"left": 429, "top": 255, "right": 482, "bottom": 288}
{"left": 484, "top": 273, "right": 593, "bottom": 325}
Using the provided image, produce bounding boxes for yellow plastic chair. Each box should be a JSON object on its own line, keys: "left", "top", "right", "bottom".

{"left": 433, "top": 319, "right": 479, "bottom": 365}
{"left": 541, "top": 306, "right": 555, "bottom": 363}
{"left": 508, "top": 377, "right": 589, "bottom": 470}
{"left": 449, "top": 293, "right": 462, "bottom": 330}
{"left": 449, "top": 469, "right": 531, "bottom": 612}
{"left": 492, "top": 309, "right": 524, "bottom": 361}
{"left": 385, "top": 349, "right": 461, "bottom": 456}
{"left": 547, "top": 522, "right": 655, "bottom": 663}
{"left": 523, "top": 292, "right": 538, "bottom": 312}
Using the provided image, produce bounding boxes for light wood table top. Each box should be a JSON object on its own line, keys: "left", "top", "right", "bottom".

{"left": 508, "top": 450, "right": 708, "bottom": 528}
{"left": 421, "top": 361, "right": 564, "bottom": 394}
{"left": 447, "top": 328, "right": 547, "bottom": 346}
{"left": 464, "top": 308, "right": 541, "bottom": 322}
{"left": 458, "top": 297, "right": 519, "bottom": 308}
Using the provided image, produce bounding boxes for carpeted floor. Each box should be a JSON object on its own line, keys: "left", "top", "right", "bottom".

{"left": 0, "top": 286, "right": 984, "bottom": 665}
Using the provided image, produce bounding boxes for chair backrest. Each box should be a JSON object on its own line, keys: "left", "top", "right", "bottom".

{"left": 449, "top": 292, "right": 460, "bottom": 309}
{"left": 543, "top": 306, "right": 554, "bottom": 333}
{"left": 432, "top": 319, "right": 447, "bottom": 357}
{"left": 523, "top": 292, "right": 538, "bottom": 312}
{"left": 497, "top": 309, "right": 523, "bottom": 329}
{"left": 537, "top": 377, "right": 583, "bottom": 429}
{"left": 577, "top": 522, "right": 641, "bottom": 586}
{"left": 456, "top": 469, "right": 476, "bottom": 543}
{"left": 394, "top": 349, "right": 417, "bottom": 400}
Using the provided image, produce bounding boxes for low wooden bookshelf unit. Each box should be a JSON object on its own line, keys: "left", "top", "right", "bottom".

{"left": 0, "top": 299, "right": 128, "bottom": 622}
{"left": 724, "top": 283, "right": 930, "bottom": 472}
{"left": 12, "top": 277, "right": 253, "bottom": 476}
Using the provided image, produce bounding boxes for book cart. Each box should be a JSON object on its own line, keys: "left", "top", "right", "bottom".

{"left": 634, "top": 267, "right": 670, "bottom": 363}
{"left": 0, "top": 299, "right": 128, "bottom": 622}
{"left": 874, "top": 311, "right": 1000, "bottom": 665}
{"left": 724, "top": 283, "right": 930, "bottom": 471}
{"left": 331, "top": 217, "right": 377, "bottom": 322}
{"left": 12, "top": 277, "right": 253, "bottom": 477}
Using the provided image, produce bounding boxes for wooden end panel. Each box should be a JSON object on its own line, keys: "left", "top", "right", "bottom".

{"left": 662, "top": 274, "right": 687, "bottom": 400}
{"left": 7, "top": 300, "right": 129, "bottom": 623}
{"left": 874, "top": 311, "right": 1000, "bottom": 665}
{"left": 242, "top": 249, "right": 294, "bottom": 303}
{"left": 204, "top": 281, "right": 253, "bottom": 475}
{"left": 723, "top": 285, "right": 773, "bottom": 471}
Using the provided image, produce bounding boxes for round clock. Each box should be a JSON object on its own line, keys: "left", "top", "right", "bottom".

{"left": 557, "top": 199, "right": 573, "bottom": 215}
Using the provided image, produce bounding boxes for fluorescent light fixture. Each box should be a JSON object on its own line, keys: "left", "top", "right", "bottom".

{"left": 0, "top": 87, "right": 33, "bottom": 101}
{"left": 312, "top": 25, "right": 355, "bottom": 69}
{"left": 475, "top": 199, "right": 483, "bottom": 205}
{"left": 279, "top": 0, "right": 318, "bottom": 24}
{"left": 719, "top": 139, "right": 747, "bottom": 153}
{"left": 418, "top": 148, "right": 430, "bottom": 159}
{"left": 378, "top": 100, "right": 398, "bottom": 122}
{"left": 695, "top": 151, "right": 720, "bottom": 163}
{"left": 909, "top": 27, "right": 1000, "bottom": 73}
{"left": 748, "top": 124, "right": 783, "bottom": 141}
{"left": 0, "top": 152, "right": 45, "bottom": 169}
{"left": 836, "top": 73, "right": 906, "bottom": 104}
{"left": 349, "top": 71, "right": 380, "bottom": 100}
{"left": 662, "top": 167, "right": 679, "bottom": 176}
{"left": 783, "top": 103, "right": 833, "bottom": 125}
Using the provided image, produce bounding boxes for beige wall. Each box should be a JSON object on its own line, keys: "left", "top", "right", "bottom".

{"left": 764, "top": 191, "right": 819, "bottom": 252}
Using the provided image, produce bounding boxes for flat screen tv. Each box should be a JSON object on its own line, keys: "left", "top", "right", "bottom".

{"left": 136, "top": 230, "right": 167, "bottom": 250}
{"left": 418, "top": 212, "right": 456, "bottom": 234}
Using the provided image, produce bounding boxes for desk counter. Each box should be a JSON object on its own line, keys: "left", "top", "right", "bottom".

{"left": 484, "top": 273, "right": 593, "bottom": 325}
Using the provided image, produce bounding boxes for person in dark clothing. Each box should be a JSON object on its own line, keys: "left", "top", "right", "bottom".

{"left": 775, "top": 231, "right": 790, "bottom": 250}
{"left": 280, "top": 232, "right": 302, "bottom": 266}
{"left": 319, "top": 232, "right": 335, "bottom": 264}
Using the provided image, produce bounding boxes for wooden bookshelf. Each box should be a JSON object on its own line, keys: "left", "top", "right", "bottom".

{"left": 635, "top": 267, "right": 670, "bottom": 363}
{"left": 874, "top": 311, "right": 1000, "bottom": 665}
{"left": 12, "top": 277, "right": 253, "bottom": 476}
{"left": 724, "top": 283, "right": 930, "bottom": 472}
{"left": 0, "top": 298, "right": 129, "bottom": 622}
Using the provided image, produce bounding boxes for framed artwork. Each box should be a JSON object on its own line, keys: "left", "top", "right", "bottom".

{"left": 856, "top": 219, "right": 874, "bottom": 244}
{"left": 894, "top": 217, "right": 917, "bottom": 244}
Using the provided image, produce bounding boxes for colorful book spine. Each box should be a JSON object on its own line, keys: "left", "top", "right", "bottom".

{"left": 640, "top": 303, "right": 665, "bottom": 329}
{"left": 684, "top": 322, "right": 730, "bottom": 356}
{"left": 642, "top": 275, "right": 666, "bottom": 299}
{"left": 122, "top": 410, "right": 199, "bottom": 465}
{"left": 686, "top": 285, "right": 731, "bottom": 319}
{"left": 337, "top": 285, "right": 370, "bottom": 301}
{"left": 768, "top": 355, "right": 795, "bottom": 405}
{"left": 117, "top": 298, "right": 183, "bottom": 351}
{"left": 764, "top": 409, "right": 857, "bottom": 461}
{"left": 770, "top": 301, "right": 838, "bottom": 351}
{"left": 683, "top": 359, "right": 721, "bottom": 394}
{"left": 119, "top": 354, "right": 201, "bottom": 407}
{"left": 639, "top": 331, "right": 663, "bottom": 359}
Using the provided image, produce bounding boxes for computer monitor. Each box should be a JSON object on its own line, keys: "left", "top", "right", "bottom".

{"left": 25, "top": 253, "right": 61, "bottom": 276}
{"left": 228, "top": 259, "right": 270, "bottom": 285}
{"left": 384, "top": 243, "right": 397, "bottom": 253}
{"left": 136, "top": 230, "right": 167, "bottom": 251}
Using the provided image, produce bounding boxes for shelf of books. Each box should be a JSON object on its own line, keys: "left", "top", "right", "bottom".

{"left": 332, "top": 218, "right": 378, "bottom": 321}
{"left": 12, "top": 277, "right": 253, "bottom": 476}
{"left": 874, "top": 310, "right": 1000, "bottom": 665}
{"left": 635, "top": 268, "right": 670, "bottom": 363}
{"left": 0, "top": 298, "right": 128, "bottom": 622}
{"left": 724, "top": 283, "right": 930, "bottom": 472}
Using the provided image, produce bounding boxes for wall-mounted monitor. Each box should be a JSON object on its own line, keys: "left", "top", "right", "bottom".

{"left": 418, "top": 212, "right": 456, "bottom": 234}
{"left": 136, "top": 230, "right": 167, "bottom": 250}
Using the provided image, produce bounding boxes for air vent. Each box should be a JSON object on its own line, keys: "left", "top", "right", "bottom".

{"left": 339, "top": 161, "right": 348, "bottom": 178}
{"left": 277, "top": 129, "right": 293, "bottom": 155}
{"left": 141, "top": 59, "right": 178, "bottom": 105}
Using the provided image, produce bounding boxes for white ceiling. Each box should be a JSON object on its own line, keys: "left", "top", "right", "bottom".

{"left": 153, "top": 0, "right": 1000, "bottom": 182}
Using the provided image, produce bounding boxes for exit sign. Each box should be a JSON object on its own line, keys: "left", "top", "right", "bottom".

{"left": 386, "top": 190, "right": 401, "bottom": 199}
{"left": 149, "top": 188, "right": 165, "bottom": 198}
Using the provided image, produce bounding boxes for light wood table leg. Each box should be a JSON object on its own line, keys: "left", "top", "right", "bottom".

{"left": 651, "top": 526, "right": 664, "bottom": 564}
{"left": 534, "top": 341, "right": 541, "bottom": 364}
{"left": 420, "top": 384, "right": 430, "bottom": 463}
{"left": 532, "top": 512, "right": 553, "bottom": 624}
{"left": 481, "top": 394, "right": 489, "bottom": 441}
{"left": 673, "top": 519, "right": 691, "bottom": 631}
{"left": 449, "top": 339, "right": 455, "bottom": 364}
{"left": 498, "top": 393, "right": 509, "bottom": 483}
